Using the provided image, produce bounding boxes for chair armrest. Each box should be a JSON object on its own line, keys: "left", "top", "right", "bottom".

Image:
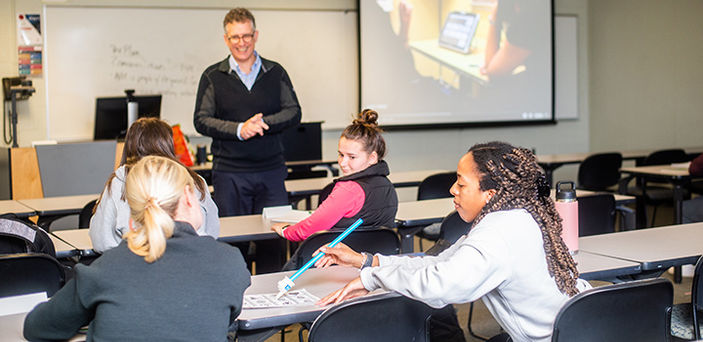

{"left": 615, "top": 205, "right": 636, "bottom": 230}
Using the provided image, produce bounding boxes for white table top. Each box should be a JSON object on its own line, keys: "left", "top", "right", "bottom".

{"left": 238, "top": 265, "right": 380, "bottom": 330}
{"left": 580, "top": 222, "right": 703, "bottom": 271}
{"left": 17, "top": 194, "right": 98, "bottom": 216}
{"left": 218, "top": 215, "right": 279, "bottom": 243}
{"left": 620, "top": 164, "right": 691, "bottom": 178}
{"left": 51, "top": 214, "right": 283, "bottom": 257}
{"left": 0, "top": 200, "right": 35, "bottom": 218}
{"left": 574, "top": 251, "right": 641, "bottom": 280}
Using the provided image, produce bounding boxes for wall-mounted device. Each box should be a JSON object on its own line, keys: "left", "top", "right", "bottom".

{"left": 2, "top": 76, "right": 36, "bottom": 147}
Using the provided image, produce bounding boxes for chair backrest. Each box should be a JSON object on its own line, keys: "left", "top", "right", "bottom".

{"left": 0, "top": 253, "right": 66, "bottom": 298}
{"left": 577, "top": 194, "right": 616, "bottom": 236}
{"left": 552, "top": 278, "right": 673, "bottom": 342}
{"left": 0, "top": 218, "right": 56, "bottom": 257}
{"left": 643, "top": 149, "right": 689, "bottom": 166}
{"left": 294, "top": 228, "right": 400, "bottom": 269}
{"left": 308, "top": 293, "right": 432, "bottom": 342}
{"left": 577, "top": 153, "right": 622, "bottom": 191}
{"left": 417, "top": 172, "right": 456, "bottom": 200}
{"left": 78, "top": 198, "right": 98, "bottom": 228}
{"left": 425, "top": 211, "right": 471, "bottom": 256}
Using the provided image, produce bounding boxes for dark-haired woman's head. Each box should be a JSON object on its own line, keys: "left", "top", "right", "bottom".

{"left": 121, "top": 118, "right": 176, "bottom": 166}
{"left": 338, "top": 109, "right": 386, "bottom": 176}
{"left": 451, "top": 141, "right": 579, "bottom": 296}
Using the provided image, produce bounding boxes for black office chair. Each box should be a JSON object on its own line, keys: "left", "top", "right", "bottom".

{"left": 0, "top": 217, "right": 56, "bottom": 257}
{"left": 577, "top": 194, "right": 617, "bottom": 236}
{"left": 78, "top": 198, "right": 98, "bottom": 228}
{"left": 415, "top": 172, "right": 456, "bottom": 249}
{"left": 292, "top": 228, "right": 401, "bottom": 269}
{"left": 307, "top": 293, "right": 433, "bottom": 342}
{"left": 623, "top": 149, "right": 689, "bottom": 227}
{"left": 552, "top": 278, "right": 673, "bottom": 342}
{"left": 424, "top": 211, "right": 470, "bottom": 256}
{"left": 0, "top": 253, "right": 66, "bottom": 298}
{"left": 577, "top": 152, "right": 622, "bottom": 191}
{"left": 671, "top": 256, "right": 703, "bottom": 340}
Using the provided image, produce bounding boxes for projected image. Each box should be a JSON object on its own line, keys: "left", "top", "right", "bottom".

{"left": 361, "top": 0, "right": 553, "bottom": 127}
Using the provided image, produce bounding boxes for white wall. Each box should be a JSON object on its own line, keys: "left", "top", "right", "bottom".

{"left": 588, "top": 0, "right": 703, "bottom": 152}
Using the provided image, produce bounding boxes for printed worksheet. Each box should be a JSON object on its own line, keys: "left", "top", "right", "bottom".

{"left": 243, "top": 289, "right": 320, "bottom": 309}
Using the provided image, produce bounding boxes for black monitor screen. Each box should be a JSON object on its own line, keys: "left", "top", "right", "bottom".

{"left": 94, "top": 95, "right": 162, "bottom": 140}
{"left": 281, "top": 122, "right": 322, "bottom": 162}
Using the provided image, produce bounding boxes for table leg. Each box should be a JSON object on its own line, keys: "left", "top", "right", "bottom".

{"left": 673, "top": 182, "right": 685, "bottom": 283}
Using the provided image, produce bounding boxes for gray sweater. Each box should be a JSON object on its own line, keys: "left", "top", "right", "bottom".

{"left": 24, "top": 221, "right": 250, "bottom": 341}
{"left": 89, "top": 165, "right": 220, "bottom": 253}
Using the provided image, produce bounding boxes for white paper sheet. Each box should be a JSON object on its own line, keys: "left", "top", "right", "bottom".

{"left": 243, "top": 289, "right": 320, "bottom": 309}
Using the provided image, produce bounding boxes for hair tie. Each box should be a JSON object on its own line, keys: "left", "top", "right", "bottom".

{"left": 144, "top": 197, "right": 158, "bottom": 210}
{"left": 536, "top": 175, "right": 551, "bottom": 198}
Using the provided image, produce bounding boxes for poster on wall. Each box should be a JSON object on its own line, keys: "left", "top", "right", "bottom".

{"left": 17, "top": 13, "right": 42, "bottom": 76}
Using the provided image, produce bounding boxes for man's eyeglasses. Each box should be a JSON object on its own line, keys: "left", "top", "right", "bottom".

{"left": 227, "top": 33, "right": 255, "bottom": 44}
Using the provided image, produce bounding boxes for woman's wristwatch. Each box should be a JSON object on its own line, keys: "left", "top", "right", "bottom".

{"left": 360, "top": 252, "right": 373, "bottom": 269}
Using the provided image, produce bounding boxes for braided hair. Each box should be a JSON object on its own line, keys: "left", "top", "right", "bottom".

{"left": 469, "top": 141, "right": 579, "bottom": 296}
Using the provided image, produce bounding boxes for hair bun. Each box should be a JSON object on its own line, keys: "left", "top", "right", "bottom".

{"left": 355, "top": 109, "right": 379, "bottom": 127}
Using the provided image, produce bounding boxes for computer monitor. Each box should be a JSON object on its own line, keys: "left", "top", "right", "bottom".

{"left": 93, "top": 95, "right": 162, "bottom": 140}
{"left": 281, "top": 122, "right": 322, "bottom": 162}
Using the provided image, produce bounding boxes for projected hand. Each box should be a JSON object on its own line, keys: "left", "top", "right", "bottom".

{"left": 398, "top": 1, "right": 413, "bottom": 46}
{"left": 241, "top": 113, "right": 269, "bottom": 140}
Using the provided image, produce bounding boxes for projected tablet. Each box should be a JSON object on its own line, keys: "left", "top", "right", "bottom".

{"left": 438, "top": 12, "right": 480, "bottom": 54}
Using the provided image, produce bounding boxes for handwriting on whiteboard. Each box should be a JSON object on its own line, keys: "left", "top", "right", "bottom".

{"left": 108, "top": 43, "right": 199, "bottom": 97}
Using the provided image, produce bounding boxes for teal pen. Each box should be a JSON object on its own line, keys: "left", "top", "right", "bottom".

{"left": 275, "top": 218, "right": 364, "bottom": 299}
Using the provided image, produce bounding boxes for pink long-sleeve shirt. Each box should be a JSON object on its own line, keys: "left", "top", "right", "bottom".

{"left": 282, "top": 181, "right": 365, "bottom": 242}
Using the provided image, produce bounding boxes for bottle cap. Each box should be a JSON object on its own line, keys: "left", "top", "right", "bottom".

{"left": 555, "top": 181, "right": 577, "bottom": 201}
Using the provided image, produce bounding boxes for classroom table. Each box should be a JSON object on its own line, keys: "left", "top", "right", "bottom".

{"left": 0, "top": 200, "right": 35, "bottom": 218}
{"left": 536, "top": 147, "right": 703, "bottom": 186}
{"left": 17, "top": 194, "right": 98, "bottom": 229}
{"left": 619, "top": 164, "right": 698, "bottom": 225}
{"left": 50, "top": 214, "right": 283, "bottom": 259}
{"left": 218, "top": 215, "right": 279, "bottom": 244}
{"left": 394, "top": 190, "right": 637, "bottom": 253}
{"left": 236, "top": 251, "right": 644, "bottom": 331}
{"left": 579, "top": 221, "right": 703, "bottom": 277}
{"left": 237, "top": 265, "right": 369, "bottom": 330}
{"left": 574, "top": 251, "right": 642, "bottom": 281}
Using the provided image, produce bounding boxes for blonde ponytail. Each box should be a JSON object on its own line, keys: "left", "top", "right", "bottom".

{"left": 123, "top": 156, "right": 192, "bottom": 263}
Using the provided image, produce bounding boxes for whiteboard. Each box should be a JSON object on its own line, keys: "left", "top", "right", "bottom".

{"left": 554, "top": 15, "right": 578, "bottom": 120}
{"left": 44, "top": 6, "right": 358, "bottom": 141}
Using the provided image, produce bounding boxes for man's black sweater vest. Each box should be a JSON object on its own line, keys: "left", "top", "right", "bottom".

{"left": 206, "top": 59, "right": 287, "bottom": 172}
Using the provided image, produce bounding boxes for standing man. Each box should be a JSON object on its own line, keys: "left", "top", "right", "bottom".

{"left": 194, "top": 8, "right": 300, "bottom": 216}
{"left": 194, "top": 8, "right": 301, "bottom": 272}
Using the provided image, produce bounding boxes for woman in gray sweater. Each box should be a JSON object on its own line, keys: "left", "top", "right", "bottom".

{"left": 24, "top": 156, "right": 250, "bottom": 341}
{"left": 89, "top": 117, "right": 219, "bottom": 253}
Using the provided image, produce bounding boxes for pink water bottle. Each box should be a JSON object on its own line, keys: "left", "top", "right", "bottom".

{"left": 555, "top": 181, "right": 579, "bottom": 254}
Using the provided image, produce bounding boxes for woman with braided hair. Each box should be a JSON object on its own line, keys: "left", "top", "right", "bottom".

{"left": 315, "top": 141, "right": 590, "bottom": 342}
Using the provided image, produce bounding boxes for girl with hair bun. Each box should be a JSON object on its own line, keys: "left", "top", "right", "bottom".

{"left": 24, "top": 156, "right": 250, "bottom": 341}
{"left": 271, "top": 109, "right": 398, "bottom": 260}
{"left": 90, "top": 117, "right": 220, "bottom": 253}
{"left": 315, "top": 141, "right": 591, "bottom": 342}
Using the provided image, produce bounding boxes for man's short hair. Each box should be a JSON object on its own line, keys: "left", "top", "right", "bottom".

{"left": 223, "top": 8, "right": 256, "bottom": 30}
